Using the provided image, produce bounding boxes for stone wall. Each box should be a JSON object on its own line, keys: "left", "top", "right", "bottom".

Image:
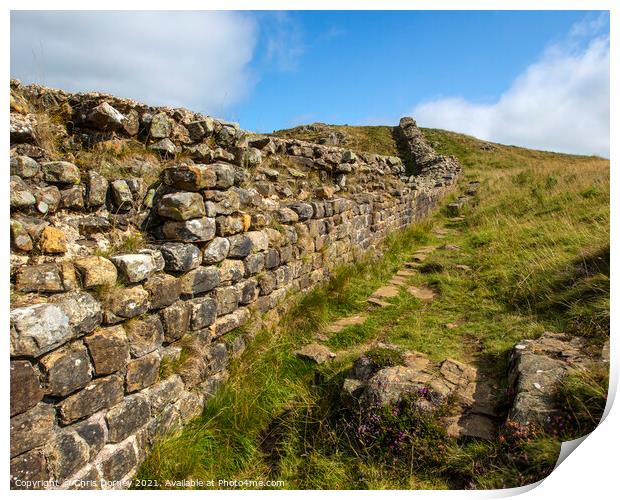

{"left": 9, "top": 81, "right": 461, "bottom": 489}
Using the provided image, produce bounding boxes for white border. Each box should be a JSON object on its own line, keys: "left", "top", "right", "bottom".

{"left": 3, "top": 2, "right": 616, "bottom": 498}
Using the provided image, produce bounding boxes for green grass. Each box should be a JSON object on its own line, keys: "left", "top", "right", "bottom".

{"left": 136, "top": 127, "right": 609, "bottom": 490}
{"left": 273, "top": 124, "right": 399, "bottom": 157}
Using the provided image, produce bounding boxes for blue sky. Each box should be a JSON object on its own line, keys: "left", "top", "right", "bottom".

{"left": 11, "top": 10, "right": 610, "bottom": 155}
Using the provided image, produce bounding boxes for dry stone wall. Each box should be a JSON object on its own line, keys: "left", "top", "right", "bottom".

{"left": 9, "top": 80, "right": 461, "bottom": 489}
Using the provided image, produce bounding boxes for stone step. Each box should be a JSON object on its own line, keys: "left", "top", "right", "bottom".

{"left": 404, "top": 261, "right": 421, "bottom": 269}
{"left": 407, "top": 285, "right": 437, "bottom": 301}
{"left": 294, "top": 343, "right": 336, "bottom": 364}
{"left": 325, "top": 314, "right": 367, "bottom": 334}
{"left": 389, "top": 276, "right": 408, "bottom": 286}
{"left": 396, "top": 269, "right": 417, "bottom": 277}
{"left": 367, "top": 297, "right": 392, "bottom": 308}
{"left": 370, "top": 285, "right": 400, "bottom": 299}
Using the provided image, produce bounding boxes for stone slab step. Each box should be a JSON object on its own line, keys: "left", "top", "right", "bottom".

{"left": 404, "top": 261, "right": 421, "bottom": 269}
{"left": 367, "top": 297, "right": 392, "bottom": 308}
{"left": 389, "top": 276, "right": 407, "bottom": 286}
{"left": 396, "top": 269, "right": 417, "bottom": 277}
{"left": 325, "top": 314, "right": 367, "bottom": 334}
{"left": 370, "top": 285, "right": 400, "bottom": 299}
{"left": 407, "top": 285, "right": 437, "bottom": 301}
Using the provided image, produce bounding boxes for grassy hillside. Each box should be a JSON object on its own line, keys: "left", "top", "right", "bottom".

{"left": 136, "top": 126, "right": 609, "bottom": 490}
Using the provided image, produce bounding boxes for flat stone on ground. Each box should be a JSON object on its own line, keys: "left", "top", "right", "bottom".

{"left": 371, "top": 285, "right": 400, "bottom": 299}
{"left": 325, "top": 314, "right": 367, "bottom": 334}
{"left": 367, "top": 297, "right": 391, "bottom": 308}
{"left": 294, "top": 343, "right": 335, "bottom": 364}
{"left": 407, "top": 285, "right": 437, "bottom": 301}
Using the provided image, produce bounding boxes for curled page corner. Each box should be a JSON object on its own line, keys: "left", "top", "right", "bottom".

{"left": 555, "top": 435, "right": 588, "bottom": 469}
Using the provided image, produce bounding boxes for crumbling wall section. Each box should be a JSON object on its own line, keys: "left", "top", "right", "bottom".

{"left": 9, "top": 81, "right": 461, "bottom": 489}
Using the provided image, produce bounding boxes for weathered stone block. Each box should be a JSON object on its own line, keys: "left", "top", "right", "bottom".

{"left": 204, "top": 190, "right": 240, "bottom": 216}
{"left": 126, "top": 352, "right": 160, "bottom": 393}
{"left": 145, "top": 375, "right": 184, "bottom": 414}
{"left": 53, "top": 291, "right": 103, "bottom": 335}
{"left": 15, "top": 263, "right": 65, "bottom": 293}
{"left": 10, "top": 403, "right": 55, "bottom": 457}
{"left": 10, "top": 303, "right": 72, "bottom": 357}
{"left": 111, "top": 254, "right": 157, "bottom": 283}
{"left": 125, "top": 315, "right": 164, "bottom": 358}
{"left": 86, "top": 170, "right": 108, "bottom": 208}
{"left": 39, "top": 226, "right": 67, "bottom": 254}
{"left": 264, "top": 248, "right": 280, "bottom": 269}
{"left": 110, "top": 180, "right": 133, "bottom": 211}
{"left": 10, "top": 179, "right": 36, "bottom": 209}
{"left": 147, "top": 405, "right": 181, "bottom": 444}
{"left": 84, "top": 325, "right": 129, "bottom": 376}
{"left": 10, "top": 155, "right": 39, "bottom": 178}
{"left": 58, "top": 375, "right": 124, "bottom": 424}
{"left": 180, "top": 266, "right": 220, "bottom": 296}
{"left": 42, "top": 161, "right": 80, "bottom": 184}
{"left": 35, "top": 185, "right": 62, "bottom": 213}
{"left": 40, "top": 343, "right": 92, "bottom": 397}
{"left": 203, "top": 236, "right": 230, "bottom": 264}
{"left": 70, "top": 413, "right": 107, "bottom": 460}
{"left": 150, "top": 138, "right": 176, "bottom": 156}
{"left": 157, "top": 192, "right": 206, "bottom": 221}
{"left": 210, "top": 308, "right": 250, "bottom": 338}
{"left": 162, "top": 217, "right": 216, "bottom": 242}
{"left": 103, "top": 286, "right": 150, "bottom": 323}
{"left": 211, "top": 162, "right": 236, "bottom": 188}
{"left": 258, "top": 272, "right": 277, "bottom": 296}
{"left": 61, "top": 186, "right": 85, "bottom": 209}
{"left": 10, "top": 448, "right": 50, "bottom": 489}
{"left": 218, "top": 259, "right": 245, "bottom": 285}
{"left": 236, "top": 278, "right": 258, "bottom": 305}
{"left": 10, "top": 219, "right": 33, "bottom": 252}
{"left": 227, "top": 234, "right": 253, "bottom": 258}
{"left": 275, "top": 207, "right": 299, "bottom": 223}
{"left": 186, "top": 118, "right": 214, "bottom": 141}
{"left": 159, "top": 301, "right": 191, "bottom": 342}
{"left": 175, "top": 391, "right": 205, "bottom": 423}
{"left": 74, "top": 256, "right": 118, "bottom": 289}
{"left": 98, "top": 439, "right": 138, "bottom": 483}
{"left": 159, "top": 242, "right": 202, "bottom": 272}
{"left": 189, "top": 296, "right": 218, "bottom": 330}
{"left": 106, "top": 395, "right": 151, "bottom": 443}
{"left": 10, "top": 360, "right": 43, "bottom": 417}
{"left": 162, "top": 164, "right": 217, "bottom": 191}
{"left": 288, "top": 202, "right": 314, "bottom": 221}
{"left": 144, "top": 273, "right": 181, "bottom": 310}
{"left": 214, "top": 286, "right": 240, "bottom": 315}
{"left": 215, "top": 215, "right": 244, "bottom": 236}
{"left": 46, "top": 429, "right": 90, "bottom": 482}
{"left": 149, "top": 112, "right": 171, "bottom": 138}
{"left": 243, "top": 252, "right": 265, "bottom": 275}
{"left": 209, "top": 343, "right": 229, "bottom": 372}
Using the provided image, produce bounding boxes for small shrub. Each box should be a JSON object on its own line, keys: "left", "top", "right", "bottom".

{"left": 355, "top": 394, "right": 448, "bottom": 465}
{"left": 364, "top": 347, "right": 404, "bottom": 369}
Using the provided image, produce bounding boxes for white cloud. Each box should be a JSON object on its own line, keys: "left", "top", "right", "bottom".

{"left": 10, "top": 11, "right": 258, "bottom": 115}
{"left": 412, "top": 19, "right": 610, "bottom": 157}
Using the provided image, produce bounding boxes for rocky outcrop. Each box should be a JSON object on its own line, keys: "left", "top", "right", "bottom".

{"left": 9, "top": 81, "right": 461, "bottom": 489}
{"left": 507, "top": 332, "right": 588, "bottom": 428}
{"left": 342, "top": 346, "right": 499, "bottom": 440}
